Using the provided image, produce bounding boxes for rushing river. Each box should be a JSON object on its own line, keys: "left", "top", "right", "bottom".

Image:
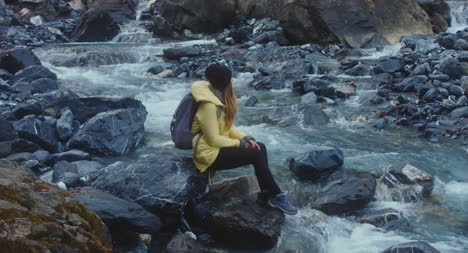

{"left": 34, "top": 1, "right": 468, "bottom": 252}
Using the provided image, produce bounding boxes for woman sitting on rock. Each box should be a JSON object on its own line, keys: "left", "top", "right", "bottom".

{"left": 190, "top": 63, "right": 297, "bottom": 215}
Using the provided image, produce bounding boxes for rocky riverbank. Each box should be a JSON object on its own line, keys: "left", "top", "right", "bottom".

{"left": 1, "top": 0, "right": 467, "bottom": 252}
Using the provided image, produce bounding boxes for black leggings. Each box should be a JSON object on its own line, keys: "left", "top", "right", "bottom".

{"left": 207, "top": 142, "right": 282, "bottom": 197}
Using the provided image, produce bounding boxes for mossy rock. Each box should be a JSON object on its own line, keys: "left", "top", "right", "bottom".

{"left": 0, "top": 159, "right": 112, "bottom": 253}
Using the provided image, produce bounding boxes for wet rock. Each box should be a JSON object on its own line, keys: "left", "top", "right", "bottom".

{"left": 0, "top": 118, "right": 18, "bottom": 142}
{"left": 6, "top": 152, "right": 35, "bottom": 164}
{"left": 163, "top": 47, "right": 202, "bottom": 60}
{"left": 429, "top": 74, "right": 450, "bottom": 82}
{"left": 417, "top": 0, "right": 451, "bottom": 33}
{"left": 395, "top": 75, "right": 429, "bottom": 92}
{"left": 67, "top": 108, "right": 147, "bottom": 156}
{"left": 263, "top": 104, "right": 329, "bottom": 128}
{"left": 152, "top": 15, "right": 174, "bottom": 37}
{"left": 30, "top": 78, "right": 59, "bottom": 94}
{"left": 33, "top": 150, "right": 50, "bottom": 165}
{"left": 309, "top": 169, "right": 377, "bottom": 215}
{"left": 356, "top": 208, "right": 410, "bottom": 231}
{"left": 12, "top": 65, "right": 57, "bottom": 83}
{"left": 293, "top": 79, "right": 331, "bottom": 95}
{"left": 12, "top": 100, "right": 43, "bottom": 119}
{"left": 245, "top": 96, "right": 259, "bottom": 107}
{"left": 436, "top": 33, "right": 458, "bottom": 48}
{"left": 0, "top": 47, "right": 41, "bottom": 74}
{"left": 374, "top": 59, "right": 406, "bottom": 74}
{"left": 52, "top": 160, "right": 78, "bottom": 183}
{"left": 50, "top": 150, "right": 92, "bottom": 164}
{"left": 381, "top": 241, "right": 440, "bottom": 253}
{"left": 377, "top": 88, "right": 392, "bottom": 98}
{"left": 166, "top": 232, "right": 214, "bottom": 253}
{"left": 301, "top": 92, "right": 318, "bottom": 106}
{"left": 146, "top": 65, "right": 165, "bottom": 75}
{"left": 449, "top": 85, "right": 464, "bottom": 97}
{"left": 254, "top": 30, "right": 289, "bottom": 46}
{"left": 71, "top": 9, "right": 120, "bottom": 42}
{"left": 13, "top": 115, "right": 59, "bottom": 152}
{"left": 0, "top": 68, "right": 12, "bottom": 80}
{"left": 74, "top": 186, "right": 161, "bottom": 234}
{"left": 56, "top": 108, "right": 75, "bottom": 141}
{"left": 193, "top": 176, "right": 284, "bottom": 250}
{"left": 438, "top": 57, "right": 462, "bottom": 78}
{"left": 0, "top": 160, "right": 111, "bottom": 253}
{"left": 374, "top": 73, "right": 393, "bottom": 84}
{"left": 456, "top": 96, "right": 468, "bottom": 107}
{"left": 381, "top": 164, "right": 434, "bottom": 201}
{"left": 32, "top": 89, "right": 79, "bottom": 110}
{"left": 330, "top": 83, "right": 356, "bottom": 98}
{"left": 449, "top": 106, "right": 468, "bottom": 119}
{"left": 8, "top": 139, "right": 41, "bottom": 154}
{"left": 280, "top": 59, "right": 314, "bottom": 80}
{"left": 344, "top": 63, "right": 370, "bottom": 76}
{"left": 72, "top": 160, "right": 104, "bottom": 175}
{"left": 249, "top": 74, "right": 284, "bottom": 90}
{"left": 157, "top": 0, "right": 237, "bottom": 34}
{"left": 229, "top": 26, "right": 253, "bottom": 44}
{"left": 288, "top": 149, "right": 344, "bottom": 181}
{"left": 55, "top": 96, "right": 144, "bottom": 123}
{"left": 91, "top": 155, "right": 207, "bottom": 222}
{"left": 454, "top": 39, "right": 468, "bottom": 50}
{"left": 458, "top": 52, "right": 468, "bottom": 63}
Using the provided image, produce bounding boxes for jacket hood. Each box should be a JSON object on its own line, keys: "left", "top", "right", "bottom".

{"left": 191, "top": 81, "right": 225, "bottom": 107}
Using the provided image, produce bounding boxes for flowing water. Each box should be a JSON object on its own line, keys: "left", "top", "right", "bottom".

{"left": 33, "top": 2, "right": 468, "bottom": 252}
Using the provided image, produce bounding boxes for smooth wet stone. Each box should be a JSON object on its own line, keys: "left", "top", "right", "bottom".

{"left": 309, "top": 169, "right": 377, "bottom": 215}
{"left": 52, "top": 160, "right": 78, "bottom": 183}
{"left": 12, "top": 65, "right": 57, "bottom": 83}
{"left": 373, "top": 58, "right": 405, "bottom": 74}
{"left": 344, "top": 63, "right": 370, "bottom": 76}
{"left": 381, "top": 241, "right": 440, "bottom": 253}
{"left": 356, "top": 208, "right": 410, "bottom": 231}
{"left": 56, "top": 108, "right": 75, "bottom": 141}
{"left": 74, "top": 187, "right": 161, "bottom": 234}
{"left": 245, "top": 96, "right": 259, "bottom": 107}
{"left": 6, "top": 152, "right": 35, "bottom": 164}
{"left": 72, "top": 160, "right": 104, "bottom": 175}
{"left": 51, "top": 150, "right": 92, "bottom": 164}
{"left": 449, "top": 106, "right": 468, "bottom": 119}
{"left": 163, "top": 47, "right": 202, "bottom": 60}
{"left": 30, "top": 78, "right": 59, "bottom": 94}
{"left": 12, "top": 100, "right": 42, "bottom": 119}
{"left": 13, "top": 115, "right": 59, "bottom": 152}
{"left": 249, "top": 74, "right": 284, "bottom": 90}
{"left": 395, "top": 75, "right": 428, "bottom": 92}
{"left": 0, "top": 47, "right": 41, "bottom": 74}
{"left": 33, "top": 150, "right": 50, "bottom": 165}
{"left": 381, "top": 164, "right": 434, "bottom": 201}
{"left": 146, "top": 65, "right": 164, "bottom": 75}
{"left": 301, "top": 92, "right": 318, "bottom": 105}
{"left": 31, "top": 89, "right": 80, "bottom": 109}
{"left": 288, "top": 149, "right": 344, "bottom": 181}
{"left": 193, "top": 176, "right": 284, "bottom": 250}
{"left": 67, "top": 108, "right": 147, "bottom": 156}
{"left": 0, "top": 118, "right": 18, "bottom": 142}
{"left": 438, "top": 57, "right": 462, "bottom": 78}
{"left": 71, "top": 8, "right": 120, "bottom": 42}
{"left": 91, "top": 155, "right": 207, "bottom": 223}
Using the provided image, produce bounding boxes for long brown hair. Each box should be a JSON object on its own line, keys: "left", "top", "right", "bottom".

{"left": 223, "top": 80, "right": 237, "bottom": 130}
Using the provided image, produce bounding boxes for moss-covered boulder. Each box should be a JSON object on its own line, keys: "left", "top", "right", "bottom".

{"left": 0, "top": 159, "right": 112, "bottom": 253}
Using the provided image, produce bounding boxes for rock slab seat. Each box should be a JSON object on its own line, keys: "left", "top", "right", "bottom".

{"left": 193, "top": 176, "right": 284, "bottom": 250}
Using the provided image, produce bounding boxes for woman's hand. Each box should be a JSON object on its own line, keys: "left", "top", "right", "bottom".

{"left": 247, "top": 140, "right": 261, "bottom": 150}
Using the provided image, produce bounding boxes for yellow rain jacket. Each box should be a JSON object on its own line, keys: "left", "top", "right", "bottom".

{"left": 191, "top": 81, "right": 247, "bottom": 172}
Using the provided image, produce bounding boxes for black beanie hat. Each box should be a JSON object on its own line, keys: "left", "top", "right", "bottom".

{"left": 205, "top": 64, "right": 232, "bottom": 91}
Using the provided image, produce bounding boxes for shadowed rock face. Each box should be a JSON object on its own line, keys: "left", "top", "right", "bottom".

{"left": 0, "top": 159, "right": 111, "bottom": 252}
{"left": 239, "top": 0, "right": 433, "bottom": 47}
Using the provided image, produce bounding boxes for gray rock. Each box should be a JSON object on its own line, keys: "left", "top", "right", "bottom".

{"left": 74, "top": 186, "right": 161, "bottom": 234}
{"left": 301, "top": 92, "right": 318, "bottom": 105}
{"left": 309, "top": 169, "right": 376, "bottom": 215}
{"left": 381, "top": 241, "right": 440, "bottom": 253}
{"left": 33, "top": 150, "right": 50, "bottom": 165}
{"left": 0, "top": 47, "right": 42, "bottom": 74}
{"left": 381, "top": 164, "right": 434, "bottom": 201}
{"left": 374, "top": 59, "right": 405, "bottom": 74}
{"left": 52, "top": 160, "right": 81, "bottom": 187}
{"left": 56, "top": 108, "right": 75, "bottom": 141}
{"left": 249, "top": 74, "right": 284, "bottom": 90}
{"left": 12, "top": 65, "right": 57, "bottom": 83}
{"left": 373, "top": 73, "right": 393, "bottom": 83}
{"left": 146, "top": 65, "right": 164, "bottom": 75}
{"left": 254, "top": 30, "right": 289, "bottom": 46}
{"left": 454, "top": 39, "right": 468, "bottom": 51}
{"left": 163, "top": 47, "right": 202, "bottom": 60}
{"left": 344, "top": 63, "right": 371, "bottom": 76}
{"left": 51, "top": 150, "right": 92, "bottom": 164}
{"left": 449, "top": 85, "right": 464, "bottom": 97}
{"left": 12, "top": 100, "right": 42, "bottom": 119}
{"left": 30, "top": 78, "right": 58, "bottom": 94}
{"left": 0, "top": 119, "right": 18, "bottom": 142}
{"left": 71, "top": 8, "right": 120, "bottom": 42}
{"left": 194, "top": 176, "right": 284, "bottom": 250}
{"left": 245, "top": 96, "right": 259, "bottom": 107}
{"left": 32, "top": 89, "right": 80, "bottom": 110}
{"left": 72, "top": 160, "right": 104, "bottom": 174}
{"left": 288, "top": 149, "right": 344, "bottom": 181}
{"left": 395, "top": 75, "right": 429, "bottom": 92}
{"left": 152, "top": 15, "right": 174, "bottom": 37}
{"left": 356, "top": 208, "right": 410, "bottom": 231}
{"left": 6, "top": 152, "right": 35, "bottom": 164}
{"left": 449, "top": 106, "right": 468, "bottom": 119}
{"left": 13, "top": 115, "right": 59, "bottom": 152}
{"left": 91, "top": 155, "right": 207, "bottom": 221}
{"left": 438, "top": 57, "right": 462, "bottom": 78}
{"left": 67, "top": 108, "right": 147, "bottom": 156}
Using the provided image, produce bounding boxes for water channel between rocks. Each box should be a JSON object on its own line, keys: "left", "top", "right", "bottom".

{"left": 33, "top": 2, "right": 468, "bottom": 252}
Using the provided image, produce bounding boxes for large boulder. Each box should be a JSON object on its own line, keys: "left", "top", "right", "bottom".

{"left": 74, "top": 187, "right": 161, "bottom": 234}
{"left": 0, "top": 159, "right": 111, "bottom": 252}
{"left": 381, "top": 241, "right": 441, "bottom": 253}
{"left": 288, "top": 149, "right": 344, "bottom": 181}
{"left": 90, "top": 155, "right": 208, "bottom": 221}
{"left": 262, "top": 104, "right": 330, "bottom": 128}
{"left": 0, "top": 119, "right": 18, "bottom": 142}
{"left": 67, "top": 108, "right": 147, "bottom": 156}
{"left": 71, "top": 8, "right": 120, "bottom": 42}
{"left": 193, "top": 176, "right": 284, "bottom": 250}
{"left": 308, "top": 169, "right": 377, "bottom": 215}
{"left": 0, "top": 48, "right": 41, "bottom": 74}
{"left": 85, "top": 0, "right": 137, "bottom": 24}
{"left": 163, "top": 47, "right": 203, "bottom": 60}
{"left": 380, "top": 164, "right": 434, "bottom": 202}
{"left": 156, "top": 0, "right": 237, "bottom": 33}
{"left": 12, "top": 65, "right": 57, "bottom": 83}
{"left": 438, "top": 57, "right": 462, "bottom": 78}
{"left": 238, "top": 0, "right": 432, "bottom": 47}
{"left": 12, "top": 115, "right": 59, "bottom": 152}
{"left": 417, "top": 0, "right": 451, "bottom": 33}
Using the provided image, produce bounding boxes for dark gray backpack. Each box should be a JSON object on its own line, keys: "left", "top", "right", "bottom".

{"left": 170, "top": 94, "right": 199, "bottom": 149}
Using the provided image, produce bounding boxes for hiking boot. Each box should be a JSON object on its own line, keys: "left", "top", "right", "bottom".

{"left": 267, "top": 193, "right": 298, "bottom": 215}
